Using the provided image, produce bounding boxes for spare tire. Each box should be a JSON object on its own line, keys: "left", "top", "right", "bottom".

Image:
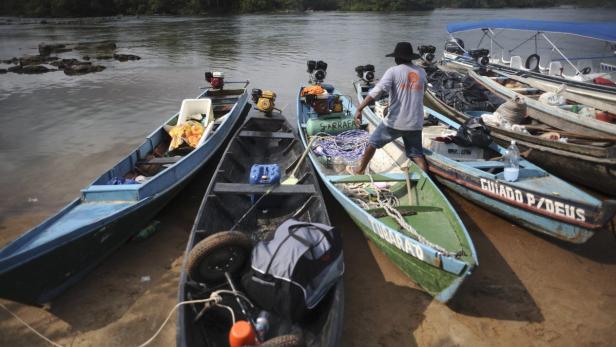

{"left": 253, "top": 335, "right": 305, "bottom": 347}
{"left": 525, "top": 54, "right": 540, "bottom": 71}
{"left": 187, "top": 231, "right": 252, "bottom": 284}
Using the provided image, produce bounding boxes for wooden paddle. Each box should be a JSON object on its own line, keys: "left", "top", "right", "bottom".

{"left": 282, "top": 137, "right": 318, "bottom": 185}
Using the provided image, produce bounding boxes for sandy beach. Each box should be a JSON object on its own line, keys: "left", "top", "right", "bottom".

{"left": 1, "top": 159, "right": 615, "bottom": 347}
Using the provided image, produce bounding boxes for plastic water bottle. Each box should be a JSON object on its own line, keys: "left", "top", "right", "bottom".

{"left": 254, "top": 311, "right": 270, "bottom": 341}
{"left": 503, "top": 140, "right": 520, "bottom": 182}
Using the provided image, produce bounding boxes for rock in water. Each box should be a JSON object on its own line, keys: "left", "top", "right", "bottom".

{"left": 63, "top": 64, "right": 105, "bottom": 76}
{"left": 19, "top": 55, "right": 58, "bottom": 66}
{"left": 0, "top": 69, "right": 7, "bottom": 74}
{"left": 113, "top": 53, "right": 141, "bottom": 62}
{"left": 74, "top": 40, "right": 117, "bottom": 51}
{"left": 38, "top": 43, "right": 71, "bottom": 56}
{"left": 8, "top": 65, "right": 52, "bottom": 74}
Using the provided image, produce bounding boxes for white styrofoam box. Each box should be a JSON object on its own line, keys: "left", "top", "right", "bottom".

{"left": 178, "top": 99, "right": 214, "bottom": 126}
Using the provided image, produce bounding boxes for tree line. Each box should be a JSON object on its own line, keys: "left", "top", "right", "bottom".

{"left": 0, "top": 0, "right": 612, "bottom": 17}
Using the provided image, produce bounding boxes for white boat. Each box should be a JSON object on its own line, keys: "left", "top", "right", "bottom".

{"left": 442, "top": 19, "right": 616, "bottom": 105}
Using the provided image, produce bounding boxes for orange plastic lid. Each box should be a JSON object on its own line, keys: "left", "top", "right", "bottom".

{"left": 229, "top": 320, "right": 256, "bottom": 347}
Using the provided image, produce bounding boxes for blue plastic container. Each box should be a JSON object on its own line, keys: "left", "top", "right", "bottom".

{"left": 249, "top": 164, "right": 281, "bottom": 203}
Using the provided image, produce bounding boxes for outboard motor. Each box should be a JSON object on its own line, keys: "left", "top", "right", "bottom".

{"left": 355, "top": 64, "right": 375, "bottom": 84}
{"left": 205, "top": 71, "right": 225, "bottom": 89}
{"left": 307, "top": 60, "right": 328, "bottom": 84}
{"left": 251, "top": 88, "right": 277, "bottom": 115}
{"left": 418, "top": 45, "right": 437, "bottom": 64}
{"left": 468, "top": 49, "right": 490, "bottom": 67}
{"left": 445, "top": 38, "right": 465, "bottom": 55}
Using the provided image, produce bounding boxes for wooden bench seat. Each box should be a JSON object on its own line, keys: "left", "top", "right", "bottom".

{"left": 464, "top": 161, "right": 505, "bottom": 169}
{"left": 137, "top": 156, "right": 182, "bottom": 166}
{"left": 213, "top": 183, "right": 315, "bottom": 195}
{"left": 239, "top": 130, "right": 295, "bottom": 140}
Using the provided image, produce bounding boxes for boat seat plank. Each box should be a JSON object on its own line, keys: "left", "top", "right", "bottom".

{"left": 464, "top": 161, "right": 505, "bottom": 169}
{"left": 239, "top": 130, "right": 295, "bottom": 140}
{"left": 366, "top": 205, "right": 443, "bottom": 218}
{"left": 137, "top": 156, "right": 182, "bottom": 165}
{"left": 213, "top": 183, "right": 315, "bottom": 195}
{"left": 208, "top": 95, "right": 240, "bottom": 100}
{"left": 327, "top": 172, "right": 421, "bottom": 184}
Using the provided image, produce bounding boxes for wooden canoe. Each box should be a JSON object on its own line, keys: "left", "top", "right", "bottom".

{"left": 422, "top": 65, "right": 616, "bottom": 196}
{"left": 468, "top": 69, "right": 616, "bottom": 138}
{"left": 356, "top": 80, "right": 616, "bottom": 243}
{"left": 442, "top": 54, "right": 616, "bottom": 105}
{"left": 177, "top": 110, "right": 343, "bottom": 347}
{"left": 298, "top": 84, "right": 478, "bottom": 303}
{"left": 0, "top": 82, "right": 250, "bottom": 306}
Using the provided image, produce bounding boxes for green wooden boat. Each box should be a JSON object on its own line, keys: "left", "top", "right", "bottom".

{"left": 296, "top": 84, "right": 478, "bottom": 302}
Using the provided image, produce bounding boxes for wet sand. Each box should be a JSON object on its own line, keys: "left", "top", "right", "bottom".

{"left": 1, "top": 158, "right": 615, "bottom": 347}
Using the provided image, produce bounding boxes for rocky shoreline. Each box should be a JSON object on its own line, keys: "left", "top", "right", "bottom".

{"left": 0, "top": 41, "right": 141, "bottom": 76}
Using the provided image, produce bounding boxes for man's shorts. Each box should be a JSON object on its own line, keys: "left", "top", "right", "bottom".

{"left": 369, "top": 123, "right": 424, "bottom": 158}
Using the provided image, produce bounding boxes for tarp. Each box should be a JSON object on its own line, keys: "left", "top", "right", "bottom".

{"left": 447, "top": 19, "right": 616, "bottom": 43}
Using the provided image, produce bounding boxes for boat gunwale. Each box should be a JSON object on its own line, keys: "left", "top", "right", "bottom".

{"left": 0, "top": 89, "right": 250, "bottom": 271}
{"left": 176, "top": 111, "right": 344, "bottom": 347}
{"left": 355, "top": 81, "right": 616, "bottom": 232}
{"left": 297, "top": 85, "right": 478, "bottom": 277}
{"left": 422, "top": 84, "right": 616, "bottom": 161}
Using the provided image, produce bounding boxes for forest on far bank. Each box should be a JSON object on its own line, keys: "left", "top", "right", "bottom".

{"left": 1, "top": 0, "right": 613, "bottom": 17}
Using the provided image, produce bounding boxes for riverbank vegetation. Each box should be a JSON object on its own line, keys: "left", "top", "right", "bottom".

{"left": 0, "top": 0, "right": 613, "bottom": 17}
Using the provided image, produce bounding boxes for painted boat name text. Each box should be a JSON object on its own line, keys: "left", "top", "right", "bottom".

{"left": 479, "top": 178, "right": 585, "bottom": 222}
{"left": 370, "top": 220, "right": 425, "bottom": 260}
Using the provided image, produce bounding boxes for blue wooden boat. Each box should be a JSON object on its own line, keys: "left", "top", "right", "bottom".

{"left": 354, "top": 80, "right": 616, "bottom": 244}
{"left": 297, "top": 84, "right": 478, "bottom": 303}
{"left": 177, "top": 109, "right": 343, "bottom": 347}
{"left": 0, "top": 81, "right": 250, "bottom": 306}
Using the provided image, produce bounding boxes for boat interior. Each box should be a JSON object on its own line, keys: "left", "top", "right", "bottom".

{"left": 182, "top": 114, "right": 337, "bottom": 347}
{"left": 300, "top": 90, "right": 472, "bottom": 257}
{"left": 427, "top": 67, "right": 616, "bottom": 148}
{"left": 82, "top": 89, "right": 245, "bottom": 202}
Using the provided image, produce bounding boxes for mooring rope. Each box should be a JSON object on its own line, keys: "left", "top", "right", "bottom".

{"left": 366, "top": 173, "right": 455, "bottom": 256}
{"left": 0, "top": 289, "right": 253, "bottom": 347}
{"left": 311, "top": 129, "right": 370, "bottom": 163}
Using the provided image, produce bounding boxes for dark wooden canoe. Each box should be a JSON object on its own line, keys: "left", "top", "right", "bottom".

{"left": 177, "top": 109, "right": 344, "bottom": 347}
{"left": 423, "top": 65, "right": 616, "bottom": 196}
{"left": 0, "top": 82, "right": 250, "bottom": 306}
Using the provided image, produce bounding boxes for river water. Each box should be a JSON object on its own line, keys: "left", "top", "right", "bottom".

{"left": 1, "top": 8, "right": 615, "bottom": 240}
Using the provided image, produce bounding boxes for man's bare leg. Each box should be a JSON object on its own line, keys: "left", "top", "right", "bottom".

{"left": 411, "top": 155, "right": 428, "bottom": 172}
{"left": 352, "top": 145, "right": 376, "bottom": 174}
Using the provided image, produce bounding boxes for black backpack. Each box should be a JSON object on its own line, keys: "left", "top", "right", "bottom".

{"left": 454, "top": 117, "right": 493, "bottom": 148}
{"left": 241, "top": 219, "right": 343, "bottom": 322}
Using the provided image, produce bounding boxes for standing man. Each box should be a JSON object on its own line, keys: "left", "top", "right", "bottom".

{"left": 352, "top": 42, "right": 428, "bottom": 174}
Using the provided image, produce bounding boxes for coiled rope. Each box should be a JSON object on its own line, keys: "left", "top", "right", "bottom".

{"left": 366, "top": 172, "right": 455, "bottom": 256}
{"left": 311, "top": 129, "right": 370, "bottom": 163}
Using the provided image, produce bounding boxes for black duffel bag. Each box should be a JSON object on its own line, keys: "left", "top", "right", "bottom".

{"left": 454, "top": 116, "right": 493, "bottom": 148}
{"left": 241, "top": 219, "right": 343, "bottom": 322}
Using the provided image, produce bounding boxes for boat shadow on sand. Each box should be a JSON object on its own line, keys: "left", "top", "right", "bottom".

{"left": 45, "top": 156, "right": 222, "bottom": 333}
{"left": 323, "top": 189, "right": 429, "bottom": 347}
{"left": 443, "top": 191, "right": 544, "bottom": 323}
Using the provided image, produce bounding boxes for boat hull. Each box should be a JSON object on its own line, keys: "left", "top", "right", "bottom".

{"left": 424, "top": 89, "right": 616, "bottom": 196}
{"left": 0, "top": 101, "right": 250, "bottom": 306}
{"left": 355, "top": 81, "right": 612, "bottom": 244}
{"left": 442, "top": 55, "right": 616, "bottom": 105}
{"left": 299, "top": 85, "right": 477, "bottom": 302}
{"left": 177, "top": 111, "right": 344, "bottom": 347}
{"left": 428, "top": 164, "right": 595, "bottom": 243}
{"left": 0, "top": 183, "right": 179, "bottom": 305}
